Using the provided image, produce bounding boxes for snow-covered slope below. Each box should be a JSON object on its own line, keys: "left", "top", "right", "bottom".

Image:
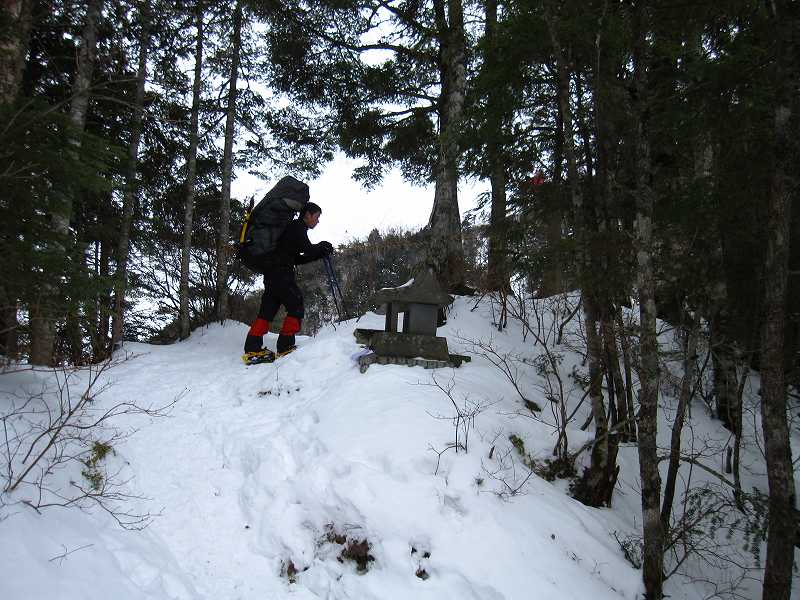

{"left": 1, "top": 296, "right": 793, "bottom": 599}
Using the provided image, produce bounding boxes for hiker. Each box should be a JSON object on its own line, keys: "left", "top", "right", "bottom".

{"left": 243, "top": 200, "right": 333, "bottom": 364}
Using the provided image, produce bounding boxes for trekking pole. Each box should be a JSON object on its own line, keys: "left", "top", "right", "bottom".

{"left": 322, "top": 255, "right": 339, "bottom": 318}
{"left": 327, "top": 257, "right": 346, "bottom": 308}
{"left": 325, "top": 256, "right": 346, "bottom": 320}
{"left": 322, "top": 255, "right": 347, "bottom": 321}
{"left": 328, "top": 260, "right": 345, "bottom": 321}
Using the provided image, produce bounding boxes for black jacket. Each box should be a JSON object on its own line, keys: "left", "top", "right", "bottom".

{"left": 264, "top": 218, "right": 325, "bottom": 270}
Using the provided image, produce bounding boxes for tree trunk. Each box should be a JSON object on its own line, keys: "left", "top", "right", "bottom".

{"left": 484, "top": 0, "right": 508, "bottom": 293}
{"left": 180, "top": 3, "right": 204, "bottom": 340}
{"left": 542, "top": 101, "right": 564, "bottom": 297}
{"left": 216, "top": 1, "right": 242, "bottom": 323}
{"left": 632, "top": 2, "right": 663, "bottom": 597}
{"left": 660, "top": 311, "right": 699, "bottom": 531}
{"left": 581, "top": 299, "right": 618, "bottom": 507}
{"left": 487, "top": 150, "right": 508, "bottom": 292}
{"left": 574, "top": 72, "right": 595, "bottom": 192}
{"left": 733, "top": 365, "right": 747, "bottom": 506}
{"left": 427, "top": 0, "right": 466, "bottom": 293}
{"left": 28, "top": 295, "right": 54, "bottom": 365}
{"left": 592, "top": 7, "right": 628, "bottom": 445}
{"left": 111, "top": 3, "right": 150, "bottom": 348}
{"left": 543, "top": 209, "right": 563, "bottom": 295}
{"left": 50, "top": 0, "right": 101, "bottom": 364}
{"left": 65, "top": 0, "right": 101, "bottom": 138}
{"left": 29, "top": 0, "right": 101, "bottom": 365}
{"left": 0, "top": 0, "right": 33, "bottom": 106}
{"left": 0, "top": 285, "right": 18, "bottom": 360}
{"left": 602, "top": 315, "right": 629, "bottom": 439}
{"left": 711, "top": 312, "right": 739, "bottom": 431}
{"left": 760, "top": 2, "right": 797, "bottom": 598}
{"left": 96, "top": 237, "right": 111, "bottom": 359}
{"left": 65, "top": 218, "right": 88, "bottom": 365}
{"left": 0, "top": 289, "right": 18, "bottom": 360}
{"left": 544, "top": 0, "right": 616, "bottom": 507}
{"left": 85, "top": 240, "right": 100, "bottom": 360}
{"left": 617, "top": 310, "right": 637, "bottom": 441}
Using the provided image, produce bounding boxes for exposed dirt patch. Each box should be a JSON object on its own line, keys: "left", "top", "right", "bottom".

{"left": 323, "top": 524, "right": 375, "bottom": 573}
{"left": 338, "top": 538, "right": 375, "bottom": 573}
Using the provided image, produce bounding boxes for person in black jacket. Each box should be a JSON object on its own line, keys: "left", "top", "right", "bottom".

{"left": 243, "top": 201, "right": 333, "bottom": 362}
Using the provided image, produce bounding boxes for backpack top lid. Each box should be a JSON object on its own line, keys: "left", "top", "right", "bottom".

{"left": 263, "top": 175, "right": 310, "bottom": 205}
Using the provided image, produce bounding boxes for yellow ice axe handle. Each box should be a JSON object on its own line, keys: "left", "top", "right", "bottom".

{"left": 239, "top": 197, "right": 255, "bottom": 244}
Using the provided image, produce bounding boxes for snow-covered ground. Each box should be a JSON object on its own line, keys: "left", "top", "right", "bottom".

{"left": 1, "top": 296, "right": 797, "bottom": 599}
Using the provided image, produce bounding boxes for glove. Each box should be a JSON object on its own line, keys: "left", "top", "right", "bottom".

{"left": 319, "top": 241, "right": 334, "bottom": 256}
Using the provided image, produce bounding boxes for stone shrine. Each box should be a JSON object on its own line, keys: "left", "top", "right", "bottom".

{"left": 354, "top": 267, "right": 470, "bottom": 373}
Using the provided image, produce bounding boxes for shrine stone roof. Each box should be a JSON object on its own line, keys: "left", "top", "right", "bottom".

{"left": 372, "top": 267, "right": 453, "bottom": 307}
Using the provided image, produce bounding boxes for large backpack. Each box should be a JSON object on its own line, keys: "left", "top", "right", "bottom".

{"left": 237, "top": 176, "right": 309, "bottom": 274}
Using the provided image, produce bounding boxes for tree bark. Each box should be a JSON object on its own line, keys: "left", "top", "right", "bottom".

{"left": 216, "top": 1, "right": 242, "bottom": 323}
{"left": 585, "top": 4, "right": 633, "bottom": 452}
{"left": 427, "top": 0, "right": 466, "bottom": 293}
{"left": 65, "top": 0, "right": 101, "bottom": 140}
{"left": 111, "top": 2, "right": 150, "bottom": 348}
{"left": 617, "top": 310, "right": 637, "bottom": 441}
{"left": 0, "top": 285, "right": 18, "bottom": 360}
{"left": 28, "top": 295, "right": 53, "bottom": 365}
{"left": 96, "top": 237, "right": 111, "bottom": 359}
{"left": 487, "top": 161, "right": 508, "bottom": 292}
{"left": 65, "top": 217, "right": 88, "bottom": 365}
{"left": 632, "top": 1, "right": 663, "bottom": 597}
{"left": 711, "top": 311, "right": 739, "bottom": 432}
{"left": 544, "top": 0, "right": 616, "bottom": 507}
{"left": 760, "top": 2, "right": 797, "bottom": 598}
{"left": 85, "top": 240, "right": 100, "bottom": 360}
{"left": 0, "top": 286, "right": 19, "bottom": 362}
{"left": 0, "top": 0, "right": 33, "bottom": 106}
{"left": 602, "top": 315, "right": 630, "bottom": 439}
{"left": 660, "top": 311, "right": 699, "bottom": 531}
{"left": 591, "top": 4, "right": 628, "bottom": 445}
{"left": 484, "top": 0, "right": 508, "bottom": 293}
{"left": 542, "top": 100, "right": 564, "bottom": 297}
{"left": 543, "top": 211, "right": 563, "bottom": 295}
{"left": 580, "top": 299, "right": 618, "bottom": 507}
{"left": 180, "top": 3, "right": 204, "bottom": 340}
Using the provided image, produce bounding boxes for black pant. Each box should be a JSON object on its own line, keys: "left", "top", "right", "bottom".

{"left": 258, "top": 267, "right": 304, "bottom": 322}
{"left": 243, "top": 267, "right": 303, "bottom": 354}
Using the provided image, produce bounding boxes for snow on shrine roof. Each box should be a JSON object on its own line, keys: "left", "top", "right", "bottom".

{"left": 372, "top": 268, "right": 453, "bottom": 307}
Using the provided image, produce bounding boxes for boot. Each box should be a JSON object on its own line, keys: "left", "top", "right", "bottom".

{"left": 244, "top": 318, "right": 271, "bottom": 353}
{"left": 244, "top": 334, "right": 264, "bottom": 353}
{"left": 276, "top": 334, "right": 296, "bottom": 355}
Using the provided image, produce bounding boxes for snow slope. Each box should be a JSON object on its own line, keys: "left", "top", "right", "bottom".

{"left": 1, "top": 296, "right": 794, "bottom": 599}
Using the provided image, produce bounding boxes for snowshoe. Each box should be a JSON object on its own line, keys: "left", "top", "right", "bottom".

{"left": 276, "top": 346, "right": 297, "bottom": 358}
{"left": 242, "top": 349, "right": 275, "bottom": 365}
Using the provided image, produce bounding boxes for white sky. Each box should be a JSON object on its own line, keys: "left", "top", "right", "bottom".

{"left": 232, "top": 153, "right": 487, "bottom": 246}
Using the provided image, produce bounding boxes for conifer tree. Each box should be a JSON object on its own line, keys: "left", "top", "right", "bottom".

{"left": 631, "top": 1, "right": 662, "bottom": 596}
{"left": 215, "top": 1, "right": 241, "bottom": 324}
{"left": 257, "top": 0, "right": 473, "bottom": 291}
{"left": 0, "top": 0, "right": 35, "bottom": 358}
{"left": 481, "top": 0, "right": 509, "bottom": 292}
{"left": 0, "top": 0, "right": 34, "bottom": 105}
{"left": 759, "top": 1, "right": 798, "bottom": 597}
{"left": 180, "top": 0, "right": 205, "bottom": 340}
{"left": 112, "top": 0, "right": 151, "bottom": 348}
{"left": 28, "top": 0, "right": 103, "bottom": 365}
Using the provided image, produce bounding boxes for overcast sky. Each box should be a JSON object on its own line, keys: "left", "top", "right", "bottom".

{"left": 232, "top": 153, "right": 487, "bottom": 246}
